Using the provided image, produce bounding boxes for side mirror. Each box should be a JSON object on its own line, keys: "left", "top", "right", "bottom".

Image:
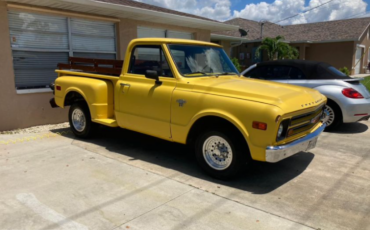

{"left": 145, "top": 70, "right": 161, "bottom": 84}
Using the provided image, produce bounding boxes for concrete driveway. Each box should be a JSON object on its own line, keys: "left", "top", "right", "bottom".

{"left": 1, "top": 121, "right": 369, "bottom": 230}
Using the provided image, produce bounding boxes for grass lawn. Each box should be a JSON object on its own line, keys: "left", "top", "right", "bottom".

{"left": 361, "top": 76, "right": 370, "bottom": 92}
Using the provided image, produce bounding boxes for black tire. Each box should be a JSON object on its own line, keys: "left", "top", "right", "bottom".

{"left": 68, "top": 102, "right": 97, "bottom": 138}
{"left": 195, "top": 128, "right": 251, "bottom": 180}
{"left": 324, "top": 101, "right": 343, "bottom": 131}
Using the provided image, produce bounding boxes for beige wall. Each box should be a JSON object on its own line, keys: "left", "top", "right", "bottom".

{"left": 117, "top": 18, "right": 211, "bottom": 59}
{"left": 304, "top": 42, "right": 354, "bottom": 72}
{"left": 0, "top": 2, "right": 68, "bottom": 131}
{"left": 0, "top": 3, "right": 212, "bottom": 131}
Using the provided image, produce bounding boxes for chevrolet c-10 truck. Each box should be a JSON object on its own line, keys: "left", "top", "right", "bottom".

{"left": 50, "top": 38, "right": 326, "bottom": 179}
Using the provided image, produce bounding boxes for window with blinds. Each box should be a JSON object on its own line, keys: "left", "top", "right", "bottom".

{"left": 8, "top": 11, "right": 117, "bottom": 90}
{"left": 136, "top": 27, "right": 193, "bottom": 67}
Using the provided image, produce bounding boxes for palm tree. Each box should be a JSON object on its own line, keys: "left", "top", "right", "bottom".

{"left": 256, "top": 36, "right": 298, "bottom": 60}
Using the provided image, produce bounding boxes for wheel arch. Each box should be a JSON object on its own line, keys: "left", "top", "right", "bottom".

{"left": 313, "top": 85, "right": 344, "bottom": 122}
{"left": 186, "top": 113, "right": 250, "bottom": 152}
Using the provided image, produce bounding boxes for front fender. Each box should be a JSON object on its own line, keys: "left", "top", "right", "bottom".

{"left": 187, "top": 110, "right": 250, "bottom": 142}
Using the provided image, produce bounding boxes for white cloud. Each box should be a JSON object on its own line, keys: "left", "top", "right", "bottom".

{"left": 135, "top": 0, "right": 368, "bottom": 24}
{"left": 234, "top": 0, "right": 368, "bottom": 25}
{"left": 134, "top": 0, "right": 231, "bottom": 21}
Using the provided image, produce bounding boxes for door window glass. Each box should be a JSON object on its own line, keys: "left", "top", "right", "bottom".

{"left": 129, "top": 46, "right": 173, "bottom": 77}
{"left": 244, "top": 67, "right": 264, "bottom": 79}
{"left": 289, "top": 67, "right": 306, "bottom": 79}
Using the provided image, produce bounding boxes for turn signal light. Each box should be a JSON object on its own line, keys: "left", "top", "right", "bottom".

{"left": 342, "top": 88, "right": 364, "bottom": 99}
{"left": 252, "top": 121, "right": 267, "bottom": 130}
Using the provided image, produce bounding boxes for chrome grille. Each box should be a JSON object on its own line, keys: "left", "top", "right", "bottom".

{"left": 287, "top": 105, "right": 325, "bottom": 137}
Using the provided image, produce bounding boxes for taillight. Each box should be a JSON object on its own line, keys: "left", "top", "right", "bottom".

{"left": 56, "top": 86, "right": 61, "bottom": 91}
{"left": 342, "top": 88, "right": 364, "bottom": 99}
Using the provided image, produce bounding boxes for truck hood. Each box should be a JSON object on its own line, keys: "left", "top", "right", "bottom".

{"left": 188, "top": 76, "right": 325, "bottom": 113}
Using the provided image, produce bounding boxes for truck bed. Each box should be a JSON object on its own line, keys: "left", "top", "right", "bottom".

{"left": 58, "top": 57, "right": 123, "bottom": 76}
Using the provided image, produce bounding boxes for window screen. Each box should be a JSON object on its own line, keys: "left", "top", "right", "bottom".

{"left": 8, "top": 11, "right": 117, "bottom": 90}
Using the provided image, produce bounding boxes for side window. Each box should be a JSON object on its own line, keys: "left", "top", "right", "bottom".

{"left": 267, "top": 66, "right": 291, "bottom": 79}
{"left": 289, "top": 67, "right": 306, "bottom": 79}
{"left": 244, "top": 66, "right": 264, "bottom": 79}
{"left": 129, "top": 46, "right": 173, "bottom": 78}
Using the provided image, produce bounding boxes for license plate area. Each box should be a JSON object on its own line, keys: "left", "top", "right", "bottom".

{"left": 306, "top": 137, "right": 318, "bottom": 151}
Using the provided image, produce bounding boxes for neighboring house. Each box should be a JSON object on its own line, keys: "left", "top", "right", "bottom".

{"left": 212, "top": 17, "right": 370, "bottom": 74}
{"left": 0, "top": 0, "right": 238, "bottom": 131}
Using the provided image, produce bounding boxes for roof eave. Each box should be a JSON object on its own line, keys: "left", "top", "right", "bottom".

{"left": 6, "top": 0, "right": 239, "bottom": 32}
{"left": 210, "top": 34, "right": 249, "bottom": 41}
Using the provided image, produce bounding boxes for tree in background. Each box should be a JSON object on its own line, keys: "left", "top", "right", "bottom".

{"left": 256, "top": 36, "right": 298, "bottom": 60}
{"left": 231, "top": 57, "right": 241, "bottom": 72}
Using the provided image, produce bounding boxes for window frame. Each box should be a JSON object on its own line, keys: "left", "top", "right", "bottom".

{"left": 128, "top": 45, "right": 174, "bottom": 78}
{"left": 9, "top": 11, "right": 117, "bottom": 93}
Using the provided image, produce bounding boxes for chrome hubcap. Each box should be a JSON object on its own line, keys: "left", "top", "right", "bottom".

{"left": 322, "top": 105, "right": 335, "bottom": 127}
{"left": 202, "top": 136, "right": 233, "bottom": 171}
{"left": 72, "top": 108, "right": 86, "bottom": 132}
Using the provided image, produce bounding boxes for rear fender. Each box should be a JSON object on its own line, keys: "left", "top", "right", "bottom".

{"left": 55, "top": 76, "right": 114, "bottom": 120}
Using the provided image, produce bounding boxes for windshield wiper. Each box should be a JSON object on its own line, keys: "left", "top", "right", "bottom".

{"left": 184, "top": 71, "right": 208, "bottom": 76}
{"left": 218, "top": 72, "right": 237, "bottom": 75}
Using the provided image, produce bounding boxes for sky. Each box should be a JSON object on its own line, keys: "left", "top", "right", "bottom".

{"left": 134, "top": 0, "right": 370, "bottom": 25}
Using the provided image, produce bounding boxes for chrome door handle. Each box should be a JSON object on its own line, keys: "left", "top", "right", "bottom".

{"left": 120, "top": 83, "right": 130, "bottom": 87}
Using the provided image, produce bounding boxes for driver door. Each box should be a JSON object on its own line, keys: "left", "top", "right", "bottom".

{"left": 115, "top": 45, "right": 176, "bottom": 140}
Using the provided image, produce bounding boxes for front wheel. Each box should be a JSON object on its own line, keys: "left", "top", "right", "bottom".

{"left": 195, "top": 129, "right": 250, "bottom": 180}
{"left": 69, "top": 103, "right": 97, "bottom": 138}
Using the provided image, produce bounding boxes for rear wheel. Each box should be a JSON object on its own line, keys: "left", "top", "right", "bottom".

{"left": 69, "top": 103, "right": 97, "bottom": 138}
{"left": 323, "top": 101, "right": 342, "bottom": 131}
{"left": 195, "top": 128, "right": 250, "bottom": 180}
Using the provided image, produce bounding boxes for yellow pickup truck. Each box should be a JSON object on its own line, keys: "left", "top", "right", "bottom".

{"left": 50, "top": 38, "right": 326, "bottom": 179}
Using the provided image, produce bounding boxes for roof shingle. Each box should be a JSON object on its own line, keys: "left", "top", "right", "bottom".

{"left": 214, "top": 17, "right": 370, "bottom": 42}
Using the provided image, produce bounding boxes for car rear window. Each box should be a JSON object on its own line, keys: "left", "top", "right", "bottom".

{"left": 327, "top": 66, "right": 351, "bottom": 79}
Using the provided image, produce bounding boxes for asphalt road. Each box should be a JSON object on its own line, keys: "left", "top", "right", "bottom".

{"left": 0, "top": 121, "right": 369, "bottom": 230}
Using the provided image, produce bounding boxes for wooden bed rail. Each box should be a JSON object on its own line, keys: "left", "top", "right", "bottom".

{"left": 58, "top": 57, "right": 124, "bottom": 76}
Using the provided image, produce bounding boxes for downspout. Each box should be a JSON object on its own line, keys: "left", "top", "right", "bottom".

{"left": 229, "top": 29, "right": 249, "bottom": 57}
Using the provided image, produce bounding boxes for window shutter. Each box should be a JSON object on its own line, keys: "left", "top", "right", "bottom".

{"left": 71, "top": 18, "right": 116, "bottom": 53}
{"left": 12, "top": 51, "right": 68, "bottom": 88}
{"left": 167, "top": 31, "right": 194, "bottom": 40}
{"left": 8, "top": 11, "right": 68, "bottom": 50}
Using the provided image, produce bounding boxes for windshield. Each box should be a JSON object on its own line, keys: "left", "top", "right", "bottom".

{"left": 168, "top": 44, "right": 239, "bottom": 77}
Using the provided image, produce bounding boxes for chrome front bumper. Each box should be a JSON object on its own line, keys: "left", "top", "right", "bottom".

{"left": 265, "top": 123, "right": 326, "bottom": 163}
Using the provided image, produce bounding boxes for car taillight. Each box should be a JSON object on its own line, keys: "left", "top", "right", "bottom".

{"left": 342, "top": 88, "right": 364, "bottom": 99}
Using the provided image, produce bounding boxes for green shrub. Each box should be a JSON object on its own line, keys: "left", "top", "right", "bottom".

{"left": 231, "top": 58, "right": 241, "bottom": 72}
{"left": 339, "top": 67, "right": 350, "bottom": 76}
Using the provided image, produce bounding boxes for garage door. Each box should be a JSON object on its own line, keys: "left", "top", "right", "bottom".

{"left": 137, "top": 27, "right": 193, "bottom": 39}
{"left": 8, "top": 11, "right": 117, "bottom": 90}
{"left": 355, "top": 46, "right": 363, "bottom": 74}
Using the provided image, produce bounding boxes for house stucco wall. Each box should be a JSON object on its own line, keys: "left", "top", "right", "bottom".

{"left": 0, "top": 3, "right": 211, "bottom": 131}
{"left": 0, "top": 2, "right": 68, "bottom": 132}
{"left": 117, "top": 18, "right": 211, "bottom": 59}
{"left": 304, "top": 42, "right": 354, "bottom": 72}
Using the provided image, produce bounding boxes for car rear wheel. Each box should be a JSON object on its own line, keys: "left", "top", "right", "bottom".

{"left": 69, "top": 103, "right": 97, "bottom": 138}
{"left": 195, "top": 128, "right": 250, "bottom": 180}
{"left": 323, "top": 101, "right": 342, "bottom": 131}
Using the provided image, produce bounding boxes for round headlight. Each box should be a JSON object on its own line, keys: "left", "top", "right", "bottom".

{"left": 277, "top": 123, "right": 284, "bottom": 137}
